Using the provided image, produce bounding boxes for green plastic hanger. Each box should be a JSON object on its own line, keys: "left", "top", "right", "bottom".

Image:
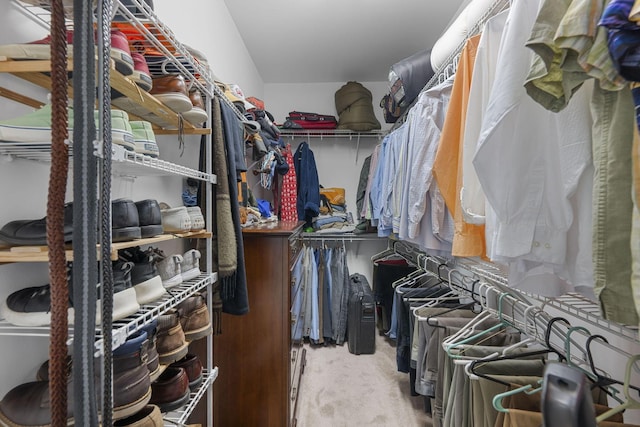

{"left": 492, "top": 381, "right": 543, "bottom": 412}
{"left": 444, "top": 291, "right": 515, "bottom": 359}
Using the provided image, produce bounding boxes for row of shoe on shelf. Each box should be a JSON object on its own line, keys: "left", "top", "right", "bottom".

{"left": 0, "top": 245, "right": 203, "bottom": 326}
{"left": 0, "top": 22, "right": 209, "bottom": 128}
{"left": 0, "top": 289, "right": 212, "bottom": 425}
{"left": 0, "top": 198, "right": 204, "bottom": 247}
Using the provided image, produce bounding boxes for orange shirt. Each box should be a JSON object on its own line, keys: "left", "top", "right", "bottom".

{"left": 433, "top": 34, "right": 486, "bottom": 257}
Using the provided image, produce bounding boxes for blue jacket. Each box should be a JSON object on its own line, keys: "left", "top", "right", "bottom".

{"left": 293, "top": 142, "right": 320, "bottom": 227}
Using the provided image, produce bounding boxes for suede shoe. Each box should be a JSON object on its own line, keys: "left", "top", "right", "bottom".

{"left": 156, "top": 311, "right": 189, "bottom": 365}
{"left": 149, "top": 248, "right": 183, "bottom": 289}
{"left": 180, "top": 249, "right": 201, "bottom": 282}
{"left": 113, "top": 404, "right": 164, "bottom": 427}
{"left": 169, "top": 353, "right": 203, "bottom": 391}
{"left": 149, "top": 74, "right": 192, "bottom": 114}
{"left": 112, "top": 198, "right": 142, "bottom": 242}
{"left": 135, "top": 199, "right": 163, "bottom": 238}
{"left": 130, "top": 121, "right": 159, "bottom": 158}
{"left": 176, "top": 292, "right": 212, "bottom": 342}
{"left": 149, "top": 366, "right": 190, "bottom": 413}
{"left": 119, "top": 246, "right": 166, "bottom": 305}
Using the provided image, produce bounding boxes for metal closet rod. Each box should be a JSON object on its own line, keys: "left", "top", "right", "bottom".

{"left": 388, "top": 239, "right": 640, "bottom": 366}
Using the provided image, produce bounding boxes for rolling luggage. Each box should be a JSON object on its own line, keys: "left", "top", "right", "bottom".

{"left": 347, "top": 273, "right": 376, "bottom": 355}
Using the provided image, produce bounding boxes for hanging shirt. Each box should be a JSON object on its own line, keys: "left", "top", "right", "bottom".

{"left": 433, "top": 34, "right": 486, "bottom": 258}
{"left": 400, "top": 78, "right": 454, "bottom": 241}
{"left": 460, "top": 10, "right": 508, "bottom": 226}
{"left": 473, "top": 0, "right": 593, "bottom": 272}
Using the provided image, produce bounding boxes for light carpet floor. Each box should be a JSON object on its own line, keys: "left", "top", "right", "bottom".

{"left": 295, "top": 333, "right": 433, "bottom": 427}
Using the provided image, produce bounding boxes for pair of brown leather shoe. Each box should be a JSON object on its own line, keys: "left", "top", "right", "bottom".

{"left": 148, "top": 353, "right": 203, "bottom": 414}
{"left": 0, "top": 330, "right": 153, "bottom": 425}
{"left": 155, "top": 292, "right": 212, "bottom": 366}
{"left": 149, "top": 74, "right": 192, "bottom": 114}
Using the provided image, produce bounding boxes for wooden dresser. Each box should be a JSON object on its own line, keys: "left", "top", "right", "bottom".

{"left": 212, "top": 221, "right": 305, "bottom": 427}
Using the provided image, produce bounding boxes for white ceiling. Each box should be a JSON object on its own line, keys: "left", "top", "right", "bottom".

{"left": 223, "top": 0, "right": 467, "bottom": 84}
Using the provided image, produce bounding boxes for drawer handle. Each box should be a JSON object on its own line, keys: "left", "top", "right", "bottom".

{"left": 291, "top": 386, "right": 297, "bottom": 401}
{"left": 291, "top": 350, "right": 297, "bottom": 362}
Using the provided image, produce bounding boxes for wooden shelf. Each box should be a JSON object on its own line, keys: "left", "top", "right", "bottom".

{"left": 0, "top": 230, "right": 211, "bottom": 263}
{"left": 0, "top": 58, "right": 210, "bottom": 135}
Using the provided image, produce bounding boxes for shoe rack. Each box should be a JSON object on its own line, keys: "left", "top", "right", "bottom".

{"left": 0, "top": 0, "right": 221, "bottom": 425}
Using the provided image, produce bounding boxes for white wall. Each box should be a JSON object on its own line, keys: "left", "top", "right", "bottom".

{"left": 261, "top": 81, "right": 392, "bottom": 283}
{"left": 154, "top": 0, "right": 264, "bottom": 99}
{"left": 265, "top": 81, "right": 391, "bottom": 129}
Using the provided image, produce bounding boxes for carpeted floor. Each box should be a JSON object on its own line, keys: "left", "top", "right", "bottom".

{"left": 295, "top": 333, "right": 433, "bottom": 427}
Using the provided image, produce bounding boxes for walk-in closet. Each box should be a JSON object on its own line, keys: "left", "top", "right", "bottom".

{"left": 0, "top": 0, "right": 639, "bottom": 426}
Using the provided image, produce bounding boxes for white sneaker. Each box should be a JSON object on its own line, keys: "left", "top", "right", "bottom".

{"left": 159, "top": 203, "right": 191, "bottom": 233}
{"left": 150, "top": 248, "right": 183, "bottom": 289}
{"left": 181, "top": 249, "right": 201, "bottom": 281}
{"left": 186, "top": 206, "right": 205, "bottom": 231}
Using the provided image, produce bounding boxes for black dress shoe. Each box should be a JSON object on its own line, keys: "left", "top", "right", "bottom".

{"left": 135, "top": 199, "right": 163, "bottom": 238}
{"left": 0, "top": 199, "right": 142, "bottom": 245}
{"left": 0, "top": 203, "right": 73, "bottom": 245}
{"left": 112, "top": 198, "right": 142, "bottom": 242}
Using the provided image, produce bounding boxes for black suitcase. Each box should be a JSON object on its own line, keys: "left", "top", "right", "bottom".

{"left": 347, "top": 273, "right": 376, "bottom": 355}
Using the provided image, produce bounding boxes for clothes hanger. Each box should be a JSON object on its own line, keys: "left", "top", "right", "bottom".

{"left": 466, "top": 347, "right": 550, "bottom": 388}
{"left": 563, "top": 325, "right": 595, "bottom": 380}
{"left": 443, "top": 291, "right": 517, "bottom": 359}
{"left": 543, "top": 316, "right": 570, "bottom": 363}
{"left": 493, "top": 381, "right": 543, "bottom": 412}
{"left": 595, "top": 354, "right": 640, "bottom": 422}
{"left": 585, "top": 334, "right": 640, "bottom": 403}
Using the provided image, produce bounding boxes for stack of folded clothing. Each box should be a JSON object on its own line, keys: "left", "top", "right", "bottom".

{"left": 312, "top": 188, "right": 355, "bottom": 233}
